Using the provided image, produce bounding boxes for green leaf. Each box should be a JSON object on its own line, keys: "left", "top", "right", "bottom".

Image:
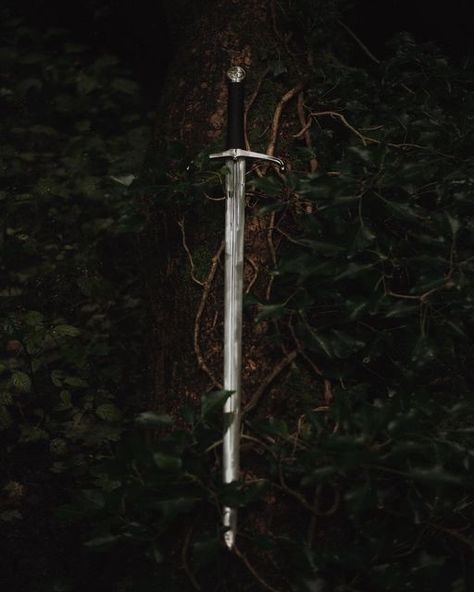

{"left": 63, "top": 376, "right": 88, "bottom": 388}
{"left": 111, "top": 78, "right": 139, "bottom": 94}
{"left": 201, "top": 390, "right": 232, "bottom": 419}
{"left": 192, "top": 536, "right": 221, "bottom": 567}
{"left": 110, "top": 174, "right": 136, "bottom": 186}
{"left": 0, "top": 509, "right": 23, "bottom": 522}
{"left": 24, "top": 310, "right": 44, "bottom": 327}
{"left": 19, "top": 425, "right": 48, "bottom": 443}
{"left": 84, "top": 534, "right": 122, "bottom": 549}
{"left": 135, "top": 412, "right": 173, "bottom": 426}
{"left": 255, "top": 303, "right": 286, "bottom": 322}
{"left": 409, "top": 465, "right": 463, "bottom": 485}
{"left": 11, "top": 371, "right": 32, "bottom": 393}
{"left": 16, "top": 78, "right": 42, "bottom": 93}
{"left": 268, "top": 59, "right": 288, "bottom": 77}
{"left": 96, "top": 403, "right": 122, "bottom": 423}
{"left": 254, "top": 417, "right": 289, "bottom": 438}
{"left": 156, "top": 497, "right": 197, "bottom": 519}
{"left": 153, "top": 451, "right": 182, "bottom": 471}
{"left": 53, "top": 325, "right": 81, "bottom": 338}
{"left": 347, "top": 145, "right": 372, "bottom": 163}
{"left": 77, "top": 74, "right": 98, "bottom": 94}
{"left": 446, "top": 213, "right": 460, "bottom": 235}
{"left": 152, "top": 544, "right": 163, "bottom": 565}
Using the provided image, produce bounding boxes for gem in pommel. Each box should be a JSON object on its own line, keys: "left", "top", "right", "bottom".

{"left": 227, "top": 66, "right": 246, "bottom": 83}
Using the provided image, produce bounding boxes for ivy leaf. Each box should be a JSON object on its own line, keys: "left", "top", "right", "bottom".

{"left": 53, "top": 325, "right": 81, "bottom": 338}
{"left": 112, "top": 78, "right": 139, "bottom": 94}
{"left": 64, "top": 376, "right": 88, "bottom": 388}
{"left": 409, "top": 466, "right": 463, "bottom": 485}
{"left": 11, "top": 371, "right": 32, "bottom": 393}
{"left": 201, "top": 390, "right": 232, "bottom": 419}
{"left": 268, "top": 59, "right": 288, "bottom": 78}
{"left": 0, "top": 509, "right": 23, "bottom": 522}
{"left": 96, "top": 403, "right": 122, "bottom": 423}
{"left": 156, "top": 497, "right": 197, "bottom": 519}
{"left": 152, "top": 544, "right": 163, "bottom": 565}
{"left": 135, "top": 412, "right": 173, "bottom": 426}
{"left": 192, "top": 536, "right": 221, "bottom": 567}
{"left": 153, "top": 451, "right": 182, "bottom": 471}
{"left": 110, "top": 174, "right": 136, "bottom": 187}
{"left": 84, "top": 534, "right": 122, "bottom": 550}
{"left": 255, "top": 303, "right": 286, "bottom": 321}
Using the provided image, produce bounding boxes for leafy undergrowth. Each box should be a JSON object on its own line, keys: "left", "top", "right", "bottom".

{"left": 66, "top": 28, "right": 473, "bottom": 592}
{"left": 0, "top": 8, "right": 151, "bottom": 589}
{"left": 1, "top": 1, "right": 474, "bottom": 591}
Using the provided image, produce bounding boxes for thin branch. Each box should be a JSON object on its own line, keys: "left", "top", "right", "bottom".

{"left": 234, "top": 544, "right": 284, "bottom": 592}
{"left": 427, "top": 522, "right": 474, "bottom": 553}
{"left": 241, "top": 433, "right": 277, "bottom": 456}
{"left": 296, "top": 111, "right": 453, "bottom": 158}
{"left": 337, "top": 19, "right": 381, "bottom": 65}
{"left": 267, "top": 82, "right": 305, "bottom": 157}
{"left": 276, "top": 461, "right": 340, "bottom": 518}
{"left": 181, "top": 526, "right": 201, "bottom": 591}
{"left": 387, "top": 281, "right": 452, "bottom": 303}
{"left": 296, "top": 90, "right": 318, "bottom": 174}
{"left": 265, "top": 211, "right": 278, "bottom": 301}
{"left": 245, "top": 256, "right": 259, "bottom": 294}
{"left": 310, "top": 111, "right": 369, "bottom": 146}
{"left": 244, "top": 67, "right": 270, "bottom": 150}
{"left": 270, "top": 0, "right": 298, "bottom": 64}
{"left": 243, "top": 350, "right": 297, "bottom": 415}
{"left": 193, "top": 241, "right": 225, "bottom": 389}
{"left": 178, "top": 218, "right": 205, "bottom": 287}
{"left": 287, "top": 317, "right": 320, "bottom": 378}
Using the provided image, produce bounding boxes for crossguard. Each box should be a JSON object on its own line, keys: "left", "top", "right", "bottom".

{"left": 209, "top": 148, "right": 285, "bottom": 172}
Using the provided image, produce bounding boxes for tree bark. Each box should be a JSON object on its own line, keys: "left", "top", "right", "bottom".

{"left": 147, "top": 0, "right": 306, "bottom": 415}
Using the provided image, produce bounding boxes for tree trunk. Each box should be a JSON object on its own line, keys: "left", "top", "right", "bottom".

{"left": 147, "top": 0, "right": 311, "bottom": 415}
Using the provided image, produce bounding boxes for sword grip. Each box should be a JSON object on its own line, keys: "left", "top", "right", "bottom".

{"left": 226, "top": 66, "right": 246, "bottom": 150}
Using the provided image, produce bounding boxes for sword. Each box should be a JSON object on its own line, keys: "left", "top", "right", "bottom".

{"left": 210, "top": 66, "right": 284, "bottom": 550}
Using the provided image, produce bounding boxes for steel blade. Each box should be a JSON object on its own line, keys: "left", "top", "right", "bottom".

{"left": 222, "top": 155, "right": 246, "bottom": 549}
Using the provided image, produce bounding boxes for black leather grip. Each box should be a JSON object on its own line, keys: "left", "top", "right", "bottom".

{"left": 226, "top": 78, "right": 245, "bottom": 150}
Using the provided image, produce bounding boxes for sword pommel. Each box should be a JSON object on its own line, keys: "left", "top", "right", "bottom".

{"left": 226, "top": 67, "right": 246, "bottom": 150}
{"left": 227, "top": 66, "right": 246, "bottom": 83}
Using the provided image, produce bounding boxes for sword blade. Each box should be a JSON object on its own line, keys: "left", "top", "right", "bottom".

{"left": 222, "top": 155, "right": 246, "bottom": 550}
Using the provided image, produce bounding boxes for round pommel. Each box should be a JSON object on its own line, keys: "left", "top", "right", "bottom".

{"left": 227, "top": 66, "right": 246, "bottom": 83}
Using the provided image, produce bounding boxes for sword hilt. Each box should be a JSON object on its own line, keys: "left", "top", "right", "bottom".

{"left": 226, "top": 66, "right": 246, "bottom": 150}
{"left": 209, "top": 148, "right": 285, "bottom": 171}
{"left": 211, "top": 66, "right": 285, "bottom": 171}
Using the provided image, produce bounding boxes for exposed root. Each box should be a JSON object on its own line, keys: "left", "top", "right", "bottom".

{"left": 265, "top": 210, "right": 278, "bottom": 301}
{"left": 178, "top": 218, "right": 205, "bottom": 287}
{"left": 296, "top": 91, "right": 318, "bottom": 175}
{"left": 193, "top": 241, "right": 225, "bottom": 389}
{"left": 243, "top": 350, "right": 297, "bottom": 414}
{"left": 259, "top": 83, "right": 304, "bottom": 298}
{"left": 245, "top": 256, "right": 259, "bottom": 294}
{"left": 244, "top": 67, "right": 270, "bottom": 150}
{"left": 267, "top": 82, "right": 305, "bottom": 157}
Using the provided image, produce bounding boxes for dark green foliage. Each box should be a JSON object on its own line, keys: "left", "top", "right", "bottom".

{"left": 0, "top": 8, "right": 150, "bottom": 450}
{"left": 68, "top": 32, "right": 473, "bottom": 592}
{"left": 1, "top": 2, "right": 474, "bottom": 591}
{"left": 0, "top": 8, "right": 150, "bottom": 589}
